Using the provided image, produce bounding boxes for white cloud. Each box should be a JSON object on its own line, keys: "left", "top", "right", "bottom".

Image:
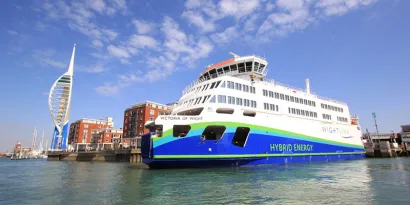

{"left": 40, "top": 1, "right": 119, "bottom": 45}
{"left": 185, "top": 0, "right": 202, "bottom": 9}
{"left": 7, "top": 30, "right": 18, "bottom": 36}
{"left": 182, "top": 11, "right": 216, "bottom": 32}
{"left": 120, "top": 59, "right": 130, "bottom": 64}
{"left": 92, "top": 39, "right": 104, "bottom": 48}
{"left": 266, "top": 2, "right": 275, "bottom": 11}
{"left": 34, "top": 22, "right": 47, "bottom": 31}
{"left": 218, "top": 0, "right": 261, "bottom": 19}
{"left": 244, "top": 15, "right": 260, "bottom": 32}
{"left": 95, "top": 83, "right": 120, "bottom": 96}
{"left": 107, "top": 45, "right": 130, "bottom": 58}
{"left": 210, "top": 26, "right": 240, "bottom": 44}
{"left": 33, "top": 49, "right": 67, "bottom": 69}
{"left": 78, "top": 63, "right": 106, "bottom": 73}
{"left": 129, "top": 35, "right": 158, "bottom": 49}
{"left": 87, "top": 0, "right": 105, "bottom": 13}
{"left": 96, "top": 16, "right": 214, "bottom": 95}
{"left": 316, "top": 0, "right": 377, "bottom": 17}
{"left": 40, "top": 58, "right": 67, "bottom": 69}
{"left": 132, "top": 19, "right": 154, "bottom": 34}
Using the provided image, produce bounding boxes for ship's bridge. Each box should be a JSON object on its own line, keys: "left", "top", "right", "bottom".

{"left": 197, "top": 52, "right": 268, "bottom": 83}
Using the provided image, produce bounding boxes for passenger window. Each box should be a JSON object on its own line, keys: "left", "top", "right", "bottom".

{"left": 201, "top": 126, "right": 226, "bottom": 140}
{"left": 232, "top": 127, "right": 250, "bottom": 147}
{"left": 173, "top": 125, "right": 191, "bottom": 137}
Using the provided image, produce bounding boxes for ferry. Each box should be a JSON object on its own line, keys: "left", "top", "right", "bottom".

{"left": 142, "top": 53, "right": 365, "bottom": 169}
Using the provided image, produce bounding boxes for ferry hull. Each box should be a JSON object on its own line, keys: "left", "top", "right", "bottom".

{"left": 141, "top": 129, "right": 365, "bottom": 169}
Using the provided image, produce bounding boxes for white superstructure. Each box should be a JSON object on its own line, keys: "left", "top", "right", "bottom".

{"left": 155, "top": 53, "right": 362, "bottom": 147}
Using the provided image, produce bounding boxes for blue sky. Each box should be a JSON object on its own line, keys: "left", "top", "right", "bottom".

{"left": 1, "top": 0, "right": 409, "bottom": 152}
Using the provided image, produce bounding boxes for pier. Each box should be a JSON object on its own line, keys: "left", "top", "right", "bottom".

{"left": 363, "top": 129, "right": 410, "bottom": 158}
{"left": 47, "top": 148, "right": 142, "bottom": 163}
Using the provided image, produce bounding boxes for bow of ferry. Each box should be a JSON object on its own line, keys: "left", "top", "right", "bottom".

{"left": 141, "top": 53, "right": 365, "bottom": 169}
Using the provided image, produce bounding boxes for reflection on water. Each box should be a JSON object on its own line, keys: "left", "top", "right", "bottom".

{"left": 1, "top": 158, "right": 410, "bottom": 205}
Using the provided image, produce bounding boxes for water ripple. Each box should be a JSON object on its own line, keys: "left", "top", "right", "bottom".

{"left": 1, "top": 158, "right": 410, "bottom": 205}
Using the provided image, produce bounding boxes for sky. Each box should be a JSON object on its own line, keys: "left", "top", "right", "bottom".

{"left": 1, "top": 0, "right": 409, "bottom": 152}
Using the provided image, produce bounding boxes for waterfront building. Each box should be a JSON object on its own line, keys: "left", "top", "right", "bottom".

{"left": 48, "top": 44, "right": 76, "bottom": 150}
{"left": 91, "top": 128, "right": 123, "bottom": 144}
{"left": 123, "top": 101, "right": 171, "bottom": 147}
{"left": 68, "top": 117, "right": 114, "bottom": 145}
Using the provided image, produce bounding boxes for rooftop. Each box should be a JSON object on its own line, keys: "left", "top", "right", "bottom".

{"left": 127, "top": 100, "right": 171, "bottom": 110}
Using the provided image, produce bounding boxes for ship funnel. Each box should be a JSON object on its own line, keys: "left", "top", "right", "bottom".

{"left": 305, "top": 78, "right": 310, "bottom": 94}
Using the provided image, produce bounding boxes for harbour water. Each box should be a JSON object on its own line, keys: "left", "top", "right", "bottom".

{"left": 1, "top": 158, "right": 410, "bottom": 205}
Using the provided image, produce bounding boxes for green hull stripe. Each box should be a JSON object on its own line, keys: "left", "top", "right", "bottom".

{"left": 153, "top": 152, "right": 365, "bottom": 159}
{"left": 155, "top": 121, "right": 363, "bottom": 149}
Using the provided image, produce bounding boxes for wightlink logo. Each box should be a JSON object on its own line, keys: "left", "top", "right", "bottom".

{"left": 270, "top": 144, "right": 313, "bottom": 152}
{"left": 322, "top": 126, "right": 349, "bottom": 135}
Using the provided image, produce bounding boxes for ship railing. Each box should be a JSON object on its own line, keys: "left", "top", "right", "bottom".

{"left": 182, "top": 70, "right": 240, "bottom": 94}
{"left": 263, "top": 79, "right": 348, "bottom": 106}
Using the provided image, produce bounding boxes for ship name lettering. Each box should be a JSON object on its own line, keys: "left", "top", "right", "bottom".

{"left": 159, "top": 116, "right": 203, "bottom": 120}
{"left": 269, "top": 144, "right": 313, "bottom": 152}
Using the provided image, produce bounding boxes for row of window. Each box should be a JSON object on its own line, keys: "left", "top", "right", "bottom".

{"left": 222, "top": 81, "right": 256, "bottom": 93}
{"left": 182, "top": 95, "right": 212, "bottom": 107}
{"left": 215, "top": 95, "right": 257, "bottom": 108}
{"left": 321, "top": 103, "right": 343, "bottom": 113}
{"left": 185, "top": 80, "right": 222, "bottom": 95}
{"left": 262, "top": 89, "right": 316, "bottom": 107}
{"left": 337, "top": 116, "right": 348, "bottom": 123}
{"left": 263, "top": 103, "right": 279, "bottom": 112}
{"left": 288, "top": 107, "right": 318, "bottom": 118}
{"left": 199, "top": 61, "right": 266, "bottom": 81}
{"left": 323, "top": 114, "right": 332, "bottom": 120}
{"left": 173, "top": 125, "right": 250, "bottom": 147}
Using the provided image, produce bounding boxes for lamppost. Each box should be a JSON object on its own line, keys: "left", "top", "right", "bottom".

{"left": 372, "top": 112, "right": 379, "bottom": 134}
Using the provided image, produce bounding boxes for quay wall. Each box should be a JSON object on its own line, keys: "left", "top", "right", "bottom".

{"left": 47, "top": 149, "right": 141, "bottom": 163}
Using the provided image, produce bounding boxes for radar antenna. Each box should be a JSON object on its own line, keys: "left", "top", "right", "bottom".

{"left": 229, "top": 52, "right": 240, "bottom": 58}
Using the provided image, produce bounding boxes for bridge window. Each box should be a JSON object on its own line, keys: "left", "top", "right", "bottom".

{"left": 238, "top": 63, "right": 245, "bottom": 73}
{"left": 218, "top": 95, "right": 226, "bottom": 103}
{"left": 202, "top": 95, "right": 211, "bottom": 103}
{"left": 258, "top": 64, "right": 265, "bottom": 73}
{"left": 245, "top": 62, "right": 252, "bottom": 72}
{"left": 254, "top": 62, "right": 259, "bottom": 71}
{"left": 210, "top": 82, "right": 216, "bottom": 89}
{"left": 201, "top": 126, "right": 226, "bottom": 140}
{"left": 230, "top": 64, "right": 237, "bottom": 71}
{"left": 173, "top": 125, "right": 191, "bottom": 137}
{"left": 232, "top": 127, "right": 250, "bottom": 147}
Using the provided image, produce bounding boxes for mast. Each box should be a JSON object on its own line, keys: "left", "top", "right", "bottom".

{"left": 31, "top": 127, "right": 37, "bottom": 151}
{"left": 40, "top": 131, "right": 44, "bottom": 152}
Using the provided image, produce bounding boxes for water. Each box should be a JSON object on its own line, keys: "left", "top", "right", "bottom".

{"left": 1, "top": 158, "right": 410, "bottom": 205}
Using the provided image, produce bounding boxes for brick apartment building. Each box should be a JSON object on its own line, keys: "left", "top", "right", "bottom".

{"left": 68, "top": 117, "right": 114, "bottom": 144}
{"left": 123, "top": 101, "right": 171, "bottom": 146}
{"left": 91, "top": 128, "right": 123, "bottom": 144}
